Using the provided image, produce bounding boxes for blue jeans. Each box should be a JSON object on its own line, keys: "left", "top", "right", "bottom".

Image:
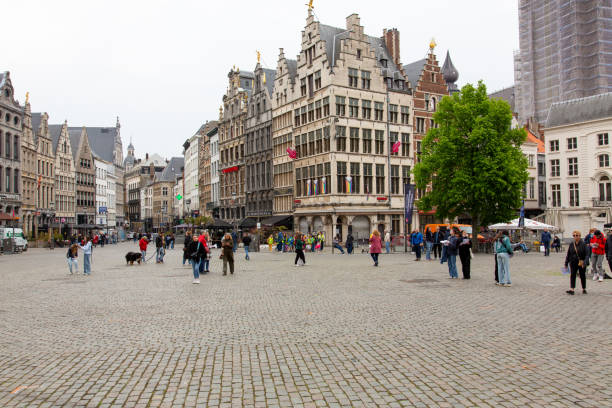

{"left": 385, "top": 241, "right": 390, "bottom": 254}
{"left": 141, "top": 250, "right": 147, "bottom": 263}
{"left": 192, "top": 259, "right": 200, "bottom": 279}
{"left": 156, "top": 247, "right": 163, "bottom": 262}
{"left": 334, "top": 243, "right": 345, "bottom": 254}
{"left": 425, "top": 241, "right": 433, "bottom": 260}
{"left": 371, "top": 253, "right": 379, "bottom": 265}
{"left": 414, "top": 244, "right": 422, "bottom": 259}
{"left": 543, "top": 242, "right": 550, "bottom": 256}
{"left": 201, "top": 259, "right": 209, "bottom": 272}
{"left": 497, "top": 252, "right": 511, "bottom": 284}
{"left": 245, "top": 246, "right": 250, "bottom": 260}
{"left": 347, "top": 244, "right": 353, "bottom": 254}
{"left": 440, "top": 246, "right": 448, "bottom": 263}
{"left": 171, "top": 241, "right": 174, "bottom": 249}
{"left": 67, "top": 258, "right": 78, "bottom": 274}
{"left": 448, "top": 254, "right": 457, "bottom": 278}
{"left": 83, "top": 254, "right": 91, "bottom": 275}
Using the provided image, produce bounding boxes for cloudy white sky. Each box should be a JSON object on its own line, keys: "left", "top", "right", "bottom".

{"left": 4, "top": 0, "right": 518, "bottom": 159}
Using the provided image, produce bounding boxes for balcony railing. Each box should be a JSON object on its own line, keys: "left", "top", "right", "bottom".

{"left": 593, "top": 198, "right": 612, "bottom": 207}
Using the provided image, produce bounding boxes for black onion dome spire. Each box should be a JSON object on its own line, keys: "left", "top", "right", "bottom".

{"left": 442, "top": 51, "right": 459, "bottom": 84}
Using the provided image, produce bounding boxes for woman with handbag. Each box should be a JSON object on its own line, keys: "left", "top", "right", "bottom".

{"left": 565, "top": 230, "right": 588, "bottom": 295}
{"left": 187, "top": 235, "right": 206, "bottom": 284}
{"left": 458, "top": 231, "right": 473, "bottom": 279}
{"left": 221, "top": 233, "right": 235, "bottom": 275}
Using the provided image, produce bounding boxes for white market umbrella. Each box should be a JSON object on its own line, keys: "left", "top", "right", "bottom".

{"left": 488, "top": 218, "right": 559, "bottom": 231}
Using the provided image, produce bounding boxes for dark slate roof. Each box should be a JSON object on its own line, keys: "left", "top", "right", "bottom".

{"left": 319, "top": 23, "right": 348, "bottom": 68}
{"left": 68, "top": 129, "right": 82, "bottom": 161}
{"left": 31, "top": 112, "right": 42, "bottom": 142}
{"left": 262, "top": 68, "right": 276, "bottom": 97}
{"left": 546, "top": 92, "right": 612, "bottom": 128}
{"left": 49, "top": 124, "right": 63, "bottom": 153}
{"left": 441, "top": 50, "right": 459, "bottom": 84}
{"left": 286, "top": 59, "right": 297, "bottom": 82}
{"left": 123, "top": 154, "right": 135, "bottom": 168}
{"left": 402, "top": 59, "right": 427, "bottom": 89}
{"left": 69, "top": 126, "right": 116, "bottom": 162}
{"left": 158, "top": 157, "right": 184, "bottom": 182}
{"left": 489, "top": 86, "right": 516, "bottom": 113}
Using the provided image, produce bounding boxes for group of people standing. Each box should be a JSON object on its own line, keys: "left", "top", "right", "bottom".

{"left": 268, "top": 231, "right": 325, "bottom": 253}
{"left": 563, "top": 228, "right": 610, "bottom": 295}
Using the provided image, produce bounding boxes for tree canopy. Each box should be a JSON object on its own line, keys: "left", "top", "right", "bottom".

{"left": 413, "top": 81, "right": 528, "bottom": 238}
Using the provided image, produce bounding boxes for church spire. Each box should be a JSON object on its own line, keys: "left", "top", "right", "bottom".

{"left": 442, "top": 50, "right": 459, "bottom": 93}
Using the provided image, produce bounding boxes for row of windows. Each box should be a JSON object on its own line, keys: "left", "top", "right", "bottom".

{"left": 348, "top": 68, "right": 371, "bottom": 89}
{"left": 0, "top": 108, "right": 21, "bottom": 127}
{"left": 0, "top": 167, "right": 19, "bottom": 193}
{"left": 76, "top": 172, "right": 94, "bottom": 186}
{"left": 550, "top": 177, "right": 612, "bottom": 207}
{"left": 550, "top": 155, "right": 610, "bottom": 177}
{"left": 221, "top": 144, "right": 244, "bottom": 164}
{"left": 76, "top": 191, "right": 94, "bottom": 207}
{"left": 0, "top": 131, "right": 20, "bottom": 160}
{"left": 80, "top": 158, "right": 92, "bottom": 169}
{"left": 549, "top": 133, "right": 609, "bottom": 152}
{"left": 294, "top": 97, "right": 330, "bottom": 126}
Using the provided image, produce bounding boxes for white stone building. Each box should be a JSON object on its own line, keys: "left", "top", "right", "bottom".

{"left": 183, "top": 133, "right": 200, "bottom": 217}
{"left": 94, "top": 158, "right": 110, "bottom": 227}
{"left": 210, "top": 128, "right": 220, "bottom": 214}
{"left": 544, "top": 93, "right": 612, "bottom": 235}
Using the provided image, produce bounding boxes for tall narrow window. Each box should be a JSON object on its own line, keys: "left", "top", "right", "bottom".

{"left": 599, "top": 154, "right": 609, "bottom": 168}
{"left": 390, "top": 132, "right": 399, "bottom": 156}
{"left": 568, "top": 157, "right": 578, "bottom": 176}
{"left": 348, "top": 68, "right": 359, "bottom": 87}
{"left": 598, "top": 133, "right": 609, "bottom": 146}
{"left": 335, "top": 126, "right": 346, "bottom": 152}
{"left": 361, "top": 70, "right": 371, "bottom": 89}
{"left": 375, "top": 130, "right": 384, "bottom": 155}
{"left": 314, "top": 70, "right": 321, "bottom": 89}
{"left": 362, "top": 100, "right": 371, "bottom": 119}
{"left": 401, "top": 133, "right": 410, "bottom": 156}
{"left": 550, "top": 159, "right": 560, "bottom": 177}
{"left": 337, "top": 162, "right": 347, "bottom": 193}
{"left": 374, "top": 102, "right": 384, "bottom": 121}
{"left": 375, "top": 164, "right": 385, "bottom": 194}
{"left": 350, "top": 162, "right": 360, "bottom": 194}
{"left": 551, "top": 184, "right": 561, "bottom": 207}
{"left": 599, "top": 176, "right": 611, "bottom": 202}
{"left": 389, "top": 105, "right": 398, "bottom": 123}
{"left": 363, "top": 163, "right": 373, "bottom": 195}
{"left": 391, "top": 165, "right": 399, "bottom": 194}
{"left": 402, "top": 166, "right": 411, "bottom": 186}
{"left": 569, "top": 183, "right": 579, "bottom": 206}
{"left": 322, "top": 97, "right": 330, "bottom": 117}
{"left": 400, "top": 106, "right": 410, "bottom": 124}
{"left": 549, "top": 140, "right": 559, "bottom": 152}
{"left": 349, "top": 98, "right": 359, "bottom": 118}
{"left": 349, "top": 127, "right": 360, "bottom": 153}
{"left": 567, "top": 137, "right": 577, "bottom": 150}
{"left": 362, "top": 129, "right": 372, "bottom": 154}
{"left": 335, "top": 96, "right": 346, "bottom": 116}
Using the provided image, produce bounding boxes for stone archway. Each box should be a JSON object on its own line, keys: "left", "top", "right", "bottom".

{"left": 312, "top": 216, "right": 323, "bottom": 233}
{"left": 298, "top": 217, "right": 309, "bottom": 234}
{"left": 351, "top": 215, "right": 371, "bottom": 241}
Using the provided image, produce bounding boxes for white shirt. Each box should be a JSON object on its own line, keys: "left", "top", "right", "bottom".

{"left": 79, "top": 241, "right": 92, "bottom": 255}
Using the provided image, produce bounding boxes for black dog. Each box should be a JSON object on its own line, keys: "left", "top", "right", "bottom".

{"left": 125, "top": 252, "right": 142, "bottom": 265}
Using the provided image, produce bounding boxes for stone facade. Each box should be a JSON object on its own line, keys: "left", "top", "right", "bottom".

{"left": 287, "top": 12, "right": 416, "bottom": 241}
{"left": 196, "top": 121, "right": 217, "bottom": 218}
{"left": 209, "top": 127, "right": 220, "bottom": 218}
{"left": 69, "top": 127, "right": 96, "bottom": 232}
{"left": 20, "top": 97, "right": 37, "bottom": 236}
{"left": 245, "top": 63, "right": 275, "bottom": 222}
{"left": 183, "top": 132, "right": 200, "bottom": 218}
{"left": 50, "top": 122, "right": 76, "bottom": 233}
{"left": 271, "top": 49, "right": 297, "bottom": 218}
{"left": 32, "top": 112, "right": 56, "bottom": 233}
{"left": 0, "top": 71, "right": 22, "bottom": 226}
{"left": 219, "top": 69, "right": 253, "bottom": 224}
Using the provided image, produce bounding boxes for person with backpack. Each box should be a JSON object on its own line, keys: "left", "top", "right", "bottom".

{"left": 242, "top": 233, "right": 252, "bottom": 261}
{"left": 565, "top": 230, "right": 588, "bottom": 295}
{"left": 494, "top": 230, "right": 514, "bottom": 287}
{"left": 294, "top": 233, "right": 306, "bottom": 266}
{"left": 66, "top": 244, "right": 79, "bottom": 274}
{"left": 589, "top": 230, "right": 607, "bottom": 282}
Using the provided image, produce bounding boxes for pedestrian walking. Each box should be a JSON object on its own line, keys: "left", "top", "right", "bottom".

{"left": 458, "top": 231, "right": 472, "bottom": 279}
{"left": 198, "top": 232, "right": 210, "bottom": 274}
{"left": 446, "top": 228, "right": 460, "bottom": 279}
{"left": 242, "top": 233, "right": 252, "bottom": 260}
{"left": 155, "top": 233, "right": 164, "bottom": 263}
{"left": 584, "top": 228, "right": 594, "bottom": 273}
{"left": 221, "top": 233, "right": 235, "bottom": 275}
{"left": 425, "top": 227, "right": 434, "bottom": 261}
{"left": 565, "top": 230, "right": 588, "bottom": 295}
{"left": 345, "top": 232, "right": 354, "bottom": 254}
{"left": 66, "top": 244, "right": 79, "bottom": 274}
{"left": 319, "top": 232, "right": 325, "bottom": 251}
{"left": 139, "top": 235, "right": 149, "bottom": 263}
{"left": 411, "top": 229, "right": 424, "bottom": 261}
{"left": 231, "top": 230, "right": 238, "bottom": 253}
{"left": 589, "top": 230, "right": 607, "bottom": 282}
{"left": 369, "top": 230, "right": 382, "bottom": 266}
{"left": 267, "top": 234, "right": 274, "bottom": 252}
{"left": 183, "top": 231, "right": 192, "bottom": 265}
{"left": 294, "top": 233, "right": 306, "bottom": 266}
{"left": 78, "top": 237, "right": 92, "bottom": 275}
{"left": 333, "top": 235, "right": 345, "bottom": 254}
{"left": 384, "top": 231, "right": 391, "bottom": 254}
{"left": 440, "top": 228, "right": 450, "bottom": 264}
{"left": 605, "top": 229, "right": 612, "bottom": 278}
{"left": 541, "top": 229, "right": 551, "bottom": 256}
{"left": 187, "top": 234, "right": 206, "bottom": 284}
{"left": 433, "top": 227, "right": 442, "bottom": 259}
{"left": 276, "top": 231, "right": 284, "bottom": 252}
{"left": 494, "top": 230, "right": 513, "bottom": 286}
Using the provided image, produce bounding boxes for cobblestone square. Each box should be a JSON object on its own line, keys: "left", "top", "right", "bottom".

{"left": 1, "top": 242, "right": 611, "bottom": 407}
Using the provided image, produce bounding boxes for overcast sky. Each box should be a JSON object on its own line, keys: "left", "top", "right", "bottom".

{"left": 4, "top": 0, "right": 518, "bottom": 159}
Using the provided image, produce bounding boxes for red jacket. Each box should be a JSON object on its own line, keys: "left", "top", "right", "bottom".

{"left": 139, "top": 237, "right": 148, "bottom": 251}
{"left": 369, "top": 235, "right": 382, "bottom": 254}
{"left": 590, "top": 235, "right": 606, "bottom": 256}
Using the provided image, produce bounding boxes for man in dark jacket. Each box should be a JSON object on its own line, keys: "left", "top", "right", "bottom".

{"left": 155, "top": 234, "right": 164, "bottom": 263}
{"left": 345, "top": 233, "right": 354, "bottom": 254}
{"left": 604, "top": 230, "right": 612, "bottom": 279}
{"left": 242, "top": 233, "right": 252, "bottom": 260}
{"left": 183, "top": 231, "right": 192, "bottom": 265}
{"left": 541, "top": 230, "right": 551, "bottom": 256}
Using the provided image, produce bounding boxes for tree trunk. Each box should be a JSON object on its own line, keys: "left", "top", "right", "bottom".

{"left": 471, "top": 214, "right": 480, "bottom": 253}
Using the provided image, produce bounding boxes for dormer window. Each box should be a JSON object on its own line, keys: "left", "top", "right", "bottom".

{"left": 4, "top": 89, "right": 9, "bottom": 97}
{"left": 380, "top": 59, "right": 388, "bottom": 68}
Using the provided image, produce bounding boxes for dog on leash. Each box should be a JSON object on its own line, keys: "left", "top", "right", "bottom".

{"left": 125, "top": 252, "right": 142, "bottom": 265}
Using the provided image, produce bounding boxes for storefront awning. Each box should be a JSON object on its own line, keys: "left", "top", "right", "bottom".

{"left": 239, "top": 217, "right": 258, "bottom": 228}
{"left": 261, "top": 215, "right": 293, "bottom": 228}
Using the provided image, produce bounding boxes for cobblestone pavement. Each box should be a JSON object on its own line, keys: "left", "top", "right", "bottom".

{"left": 0, "top": 242, "right": 611, "bottom": 407}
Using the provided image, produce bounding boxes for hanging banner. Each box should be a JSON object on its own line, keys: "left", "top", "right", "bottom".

{"left": 404, "top": 184, "right": 416, "bottom": 224}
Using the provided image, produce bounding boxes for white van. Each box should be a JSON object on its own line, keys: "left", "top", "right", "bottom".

{"left": 0, "top": 227, "right": 28, "bottom": 251}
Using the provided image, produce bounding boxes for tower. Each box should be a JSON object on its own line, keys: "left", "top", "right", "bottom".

{"left": 442, "top": 51, "right": 459, "bottom": 94}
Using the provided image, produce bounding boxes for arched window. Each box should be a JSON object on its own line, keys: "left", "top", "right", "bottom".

{"left": 599, "top": 154, "right": 610, "bottom": 168}
{"left": 599, "top": 176, "right": 611, "bottom": 202}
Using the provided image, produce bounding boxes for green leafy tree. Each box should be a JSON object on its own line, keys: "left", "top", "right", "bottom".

{"left": 413, "top": 82, "right": 528, "bottom": 248}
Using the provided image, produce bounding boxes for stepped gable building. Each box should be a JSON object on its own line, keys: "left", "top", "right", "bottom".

{"left": 68, "top": 127, "right": 96, "bottom": 233}
{"left": 0, "top": 71, "right": 22, "bottom": 226}
{"left": 20, "top": 95, "right": 37, "bottom": 236}
{"left": 270, "top": 49, "right": 298, "bottom": 226}
{"left": 31, "top": 112, "right": 56, "bottom": 234}
{"left": 208, "top": 125, "right": 220, "bottom": 219}
{"left": 50, "top": 121, "right": 76, "bottom": 235}
{"left": 125, "top": 152, "right": 165, "bottom": 231}
{"left": 74, "top": 119, "right": 124, "bottom": 230}
{"left": 196, "top": 121, "right": 218, "bottom": 218}
{"left": 289, "top": 11, "right": 415, "bottom": 241}
{"left": 244, "top": 60, "right": 276, "bottom": 227}
{"left": 403, "top": 43, "right": 450, "bottom": 194}
{"left": 153, "top": 157, "right": 183, "bottom": 230}
{"left": 544, "top": 92, "right": 612, "bottom": 233}
{"left": 218, "top": 68, "right": 254, "bottom": 224}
